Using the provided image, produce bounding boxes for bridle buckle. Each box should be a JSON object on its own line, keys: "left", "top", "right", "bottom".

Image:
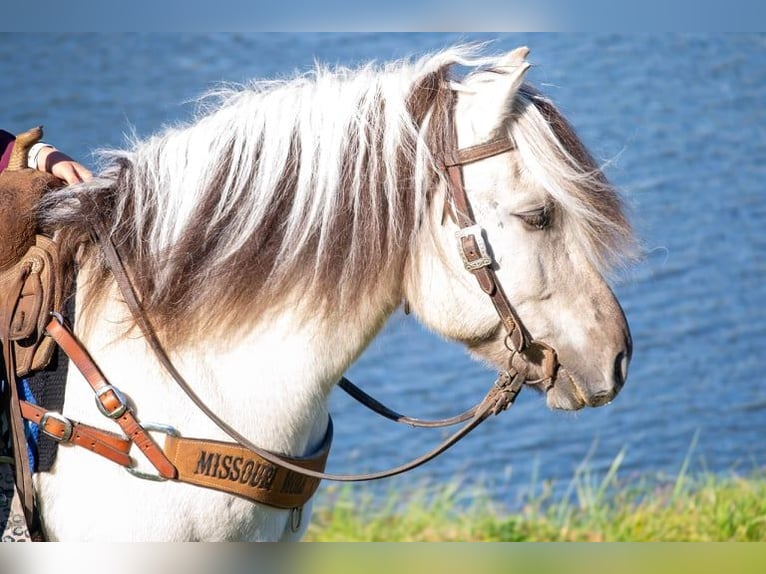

{"left": 39, "top": 411, "right": 74, "bottom": 443}
{"left": 456, "top": 224, "right": 492, "bottom": 271}
{"left": 95, "top": 384, "right": 129, "bottom": 419}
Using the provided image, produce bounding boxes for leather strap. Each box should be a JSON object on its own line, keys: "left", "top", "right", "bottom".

{"left": 163, "top": 422, "right": 332, "bottom": 509}
{"left": 341, "top": 128, "right": 559, "bottom": 425}
{"left": 19, "top": 401, "right": 132, "bottom": 467}
{"left": 446, "top": 137, "right": 516, "bottom": 168}
{"left": 44, "top": 315, "right": 177, "bottom": 479}
{"left": 338, "top": 377, "right": 477, "bottom": 428}
{"left": 0, "top": 106, "right": 558, "bottom": 514}
{"left": 1, "top": 266, "right": 36, "bottom": 527}
{"left": 85, "top": 133, "right": 538, "bottom": 485}
{"left": 18, "top": 397, "right": 328, "bottom": 509}
{"left": 68, "top": 227, "right": 524, "bottom": 483}
{"left": 445, "top": 157, "right": 528, "bottom": 352}
{"left": 441, "top": 124, "right": 559, "bottom": 381}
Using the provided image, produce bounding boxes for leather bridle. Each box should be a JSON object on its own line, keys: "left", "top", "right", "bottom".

{"left": 28, "top": 124, "right": 560, "bottom": 509}
{"left": 339, "top": 131, "right": 560, "bottom": 427}
{"left": 442, "top": 134, "right": 559, "bottom": 385}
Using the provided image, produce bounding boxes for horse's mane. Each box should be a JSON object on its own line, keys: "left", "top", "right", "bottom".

{"left": 41, "top": 45, "right": 633, "bottom": 347}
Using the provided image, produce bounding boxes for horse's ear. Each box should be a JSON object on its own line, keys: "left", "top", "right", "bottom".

{"left": 465, "top": 46, "right": 531, "bottom": 138}
{"left": 496, "top": 46, "right": 531, "bottom": 89}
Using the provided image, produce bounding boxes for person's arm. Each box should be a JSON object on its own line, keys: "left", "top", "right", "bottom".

{"left": 33, "top": 144, "right": 93, "bottom": 184}
{"left": 0, "top": 129, "right": 92, "bottom": 184}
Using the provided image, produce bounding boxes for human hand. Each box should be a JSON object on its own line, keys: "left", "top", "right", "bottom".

{"left": 35, "top": 146, "right": 93, "bottom": 184}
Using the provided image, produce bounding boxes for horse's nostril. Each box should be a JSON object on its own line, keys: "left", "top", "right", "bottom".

{"left": 614, "top": 350, "right": 629, "bottom": 389}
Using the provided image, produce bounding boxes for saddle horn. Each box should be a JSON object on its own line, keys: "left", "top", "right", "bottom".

{"left": 0, "top": 126, "right": 60, "bottom": 271}
{"left": 6, "top": 125, "right": 44, "bottom": 171}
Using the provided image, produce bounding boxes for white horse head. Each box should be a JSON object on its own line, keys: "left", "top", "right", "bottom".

{"left": 404, "top": 46, "right": 634, "bottom": 410}
{"left": 35, "top": 45, "right": 634, "bottom": 541}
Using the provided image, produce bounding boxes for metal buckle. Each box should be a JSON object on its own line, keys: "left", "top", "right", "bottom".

{"left": 39, "top": 411, "right": 73, "bottom": 443}
{"left": 488, "top": 370, "right": 524, "bottom": 415}
{"left": 95, "top": 384, "right": 129, "bottom": 419}
{"left": 290, "top": 506, "right": 303, "bottom": 532}
{"left": 125, "top": 422, "right": 179, "bottom": 482}
{"left": 456, "top": 225, "right": 492, "bottom": 271}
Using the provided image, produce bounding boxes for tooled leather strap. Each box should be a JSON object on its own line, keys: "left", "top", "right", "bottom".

{"left": 19, "top": 401, "right": 132, "bottom": 467}
{"left": 19, "top": 398, "right": 329, "bottom": 509}
{"left": 45, "top": 315, "right": 177, "bottom": 479}
{"left": 162, "top": 423, "right": 332, "bottom": 509}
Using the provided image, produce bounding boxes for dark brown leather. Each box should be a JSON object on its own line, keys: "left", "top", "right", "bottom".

{"left": 84, "top": 114, "right": 557, "bottom": 487}
{"left": 2, "top": 322, "right": 35, "bottom": 526}
{"left": 450, "top": 137, "right": 516, "bottom": 167}
{"left": 340, "top": 130, "right": 559, "bottom": 428}
{"left": 92, "top": 221, "right": 515, "bottom": 483}
{"left": 338, "top": 376, "right": 477, "bottom": 428}
{"left": 28, "top": 118, "right": 546, "bottom": 507}
{"left": 442, "top": 130, "right": 559, "bottom": 378}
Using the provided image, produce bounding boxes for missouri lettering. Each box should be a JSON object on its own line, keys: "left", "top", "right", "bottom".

{"left": 280, "top": 470, "right": 309, "bottom": 495}
{"left": 194, "top": 451, "right": 277, "bottom": 490}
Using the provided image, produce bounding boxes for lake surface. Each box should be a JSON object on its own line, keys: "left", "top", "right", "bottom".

{"left": 2, "top": 33, "right": 764, "bottom": 508}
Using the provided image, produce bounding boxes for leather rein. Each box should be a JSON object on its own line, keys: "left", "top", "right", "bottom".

{"left": 31, "top": 129, "right": 560, "bottom": 509}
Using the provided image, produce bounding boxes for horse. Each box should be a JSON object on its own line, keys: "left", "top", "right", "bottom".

{"left": 30, "top": 45, "right": 634, "bottom": 541}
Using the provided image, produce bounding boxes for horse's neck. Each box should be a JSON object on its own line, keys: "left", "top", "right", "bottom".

{"left": 67, "top": 270, "right": 398, "bottom": 459}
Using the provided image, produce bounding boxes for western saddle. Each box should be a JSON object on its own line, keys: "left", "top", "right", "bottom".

{"left": 0, "top": 127, "right": 64, "bottom": 538}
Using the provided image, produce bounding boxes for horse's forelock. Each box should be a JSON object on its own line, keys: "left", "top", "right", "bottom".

{"left": 510, "top": 84, "right": 636, "bottom": 274}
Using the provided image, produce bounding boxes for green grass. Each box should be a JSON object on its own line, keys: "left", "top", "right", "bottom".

{"left": 305, "top": 461, "right": 766, "bottom": 541}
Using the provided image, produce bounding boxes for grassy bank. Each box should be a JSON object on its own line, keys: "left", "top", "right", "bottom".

{"left": 305, "top": 468, "right": 766, "bottom": 541}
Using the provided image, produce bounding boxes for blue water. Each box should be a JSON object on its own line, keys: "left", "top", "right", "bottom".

{"left": 2, "top": 33, "right": 764, "bottom": 508}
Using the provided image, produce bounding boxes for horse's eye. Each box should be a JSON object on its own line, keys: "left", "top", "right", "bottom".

{"left": 516, "top": 205, "right": 552, "bottom": 230}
